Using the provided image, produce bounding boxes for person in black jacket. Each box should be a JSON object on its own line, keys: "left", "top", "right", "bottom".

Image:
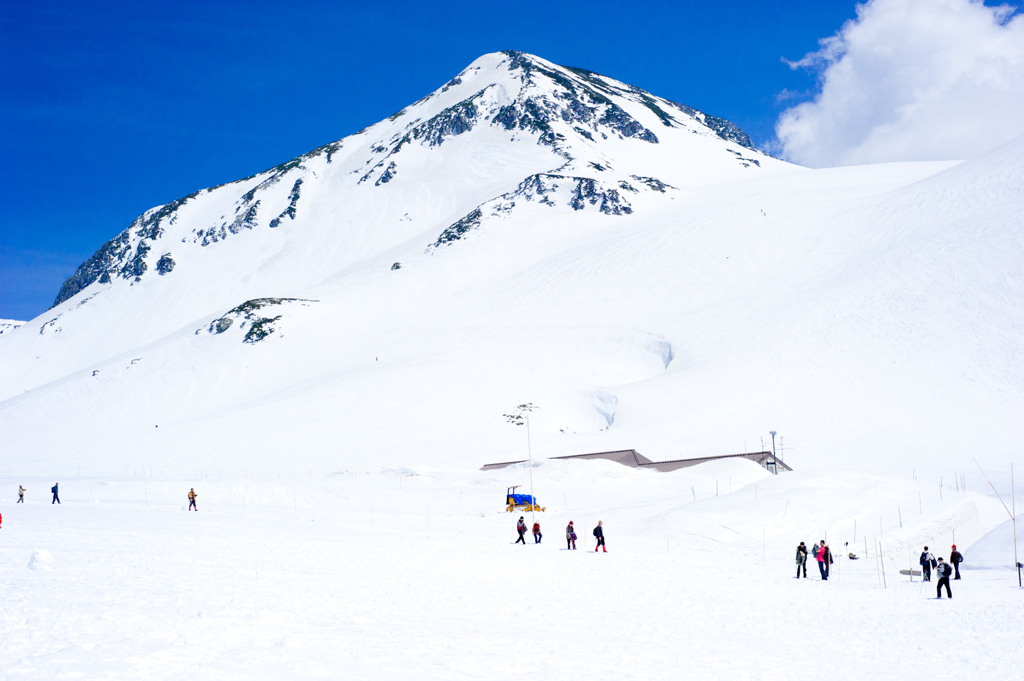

{"left": 920, "top": 546, "right": 936, "bottom": 581}
{"left": 593, "top": 520, "right": 606, "bottom": 552}
{"left": 949, "top": 545, "right": 963, "bottom": 580}
{"left": 795, "top": 542, "right": 808, "bottom": 578}
{"left": 935, "top": 557, "right": 953, "bottom": 598}
{"left": 515, "top": 516, "right": 526, "bottom": 544}
{"left": 51, "top": 483, "right": 60, "bottom": 504}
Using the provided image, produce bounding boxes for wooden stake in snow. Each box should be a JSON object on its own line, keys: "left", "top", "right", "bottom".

{"left": 874, "top": 536, "right": 881, "bottom": 585}
{"left": 1013, "top": 463, "right": 1020, "bottom": 588}
{"left": 975, "top": 458, "right": 1021, "bottom": 587}
{"left": 879, "top": 541, "right": 887, "bottom": 588}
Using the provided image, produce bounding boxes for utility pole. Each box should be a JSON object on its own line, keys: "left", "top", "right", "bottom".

{"left": 769, "top": 431, "right": 778, "bottom": 475}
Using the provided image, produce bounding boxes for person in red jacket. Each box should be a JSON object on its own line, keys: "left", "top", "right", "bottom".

{"left": 515, "top": 516, "right": 527, "bottom": 544}
{"left": 532, "top": 521, "right": 542, "bottom": 544}
{"left": 815, "top": 540, "right": 832, "bottom": 580}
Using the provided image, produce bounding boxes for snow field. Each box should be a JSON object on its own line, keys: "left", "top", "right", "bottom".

{"left": 2, "top": 459, "right": 1021, "bottom": 680}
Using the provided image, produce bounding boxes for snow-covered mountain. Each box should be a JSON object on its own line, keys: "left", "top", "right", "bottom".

{"left": 0, "top": 319, "right": 25, "bottom": 335}
{"left": 0, "top": 51, "right": 1021, "bottom": 476}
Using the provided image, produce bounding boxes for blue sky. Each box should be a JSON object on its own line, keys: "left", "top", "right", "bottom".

{"left": 1, "top": 0, "right": 1018, "bottom": 321}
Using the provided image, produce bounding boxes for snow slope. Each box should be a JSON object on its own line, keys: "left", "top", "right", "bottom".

{"left": 0, "top": 52, "right": 1021, "bottom": 479}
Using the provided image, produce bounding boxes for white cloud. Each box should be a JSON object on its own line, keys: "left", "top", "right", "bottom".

{"left": 775, "top": 0, "right": 1024, "bottom": 168}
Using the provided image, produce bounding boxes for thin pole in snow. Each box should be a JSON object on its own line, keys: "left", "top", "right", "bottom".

{"left": 898, "top": 507, "right": 902, "bottom": 529}
{"left": 879, "top": 518, "right": 883, "bottom": 538}
{"left": 940, "top": 480, "right": 943, "bottom": 502}
{"left": 874, "top": 536, "right": 881, "bottom": 585}
{"left": 879, "top": 541, "right": 887, "bottom": 588}
{"left": 783, "top": 500, "right": 789, "bottom": 516}
{"left": 716, "top": 480, "right": 719, "bottom": 496}
{"left": 1012, "top": 463, "right": 1019, "bottom": 587}
{"left": 691, "top": 487, "right": 696, "bottom": 502}
{"left": 526, "top": 411, "right": 535, "bottom": 526}
{"left": 909, "top": 546, "right": 913, "bottom": 582}
{"left": 955, "top": 473, "right": 959, "bottom": 493}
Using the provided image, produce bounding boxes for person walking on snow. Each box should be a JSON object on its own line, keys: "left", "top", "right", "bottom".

{"left": 532, "top": 521, "right": 542, "bottom": 544}
{"left": 18, "top": 485, "right": 25, "bottom": 503}
{"left": 566, "top": 521, "right": 577, "bottom": 550}
{"left": 51, "top": 483, "right": 60, "bottom": 504}
{"left": 920, "top": 546, "right": 936, "bottom": 581}
{"left": 935, "top": 557, "right": 953, "bottom": 598}
{"left": 593, "top": 520, "right": 606, "bottom": 552}
{"left": 949, "top": 545, "right": 963, "bottom": 580}
{"left": 188, "top": 488, "right": 197, "bottom": 511}
{"left": 515, "top": 516, "right": 527, "bottom": 544}
{"left": 795, "top": 542, "right": 808, "bottom": 578}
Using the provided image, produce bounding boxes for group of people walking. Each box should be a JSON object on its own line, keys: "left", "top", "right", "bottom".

{"left": 516, "top": 517, "right": 607, "bottom": 552}
{"left": 920, "top": 545, "right": 962, "bottom": 598}
{"left": 795, "top": 539, "right": 964, "bottom": 598}
{"left": 12, "top": 484, "right": 198, "bottom": 510}
{"left": 795, "top": 541, "right": 833, "bottom": 580}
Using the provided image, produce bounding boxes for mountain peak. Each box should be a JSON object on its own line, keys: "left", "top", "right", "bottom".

{"left": 50, "top": 51, "right": 772, "bottom": 310}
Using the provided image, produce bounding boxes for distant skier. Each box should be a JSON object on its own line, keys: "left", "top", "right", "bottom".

{"left": 188, "top": 488, "right": 197, "bottom": 511}
{"left": 532, "top": 521, "right": 542, "bottom": 544}
{"left": 51, "top": 483, "right": 60, "bottom": 504}
{"left": 949, "top": 545, "right": 963, "bottom": 580}
{"left": 18, "top": 485, "right": 25, "bottom": 503}
{"left": 815, "top": 540, "right": 831, "bottom": 580}
{"left": 795, "top": 542, "right": 808, "bottom": 578}
{"left": 566, "top": 521, "right": 577, "bottom": 550}
{"left": 515, "top": 516, "right": 527, "bottom": 544}
{"left": 593, "top": 520, "right": 606, "bottom": 552}
{"left": 935, "top": 557, "right": 953, "bottom": 598}
{"left": 920, "top": 546, "right": 936, "bottom": 581}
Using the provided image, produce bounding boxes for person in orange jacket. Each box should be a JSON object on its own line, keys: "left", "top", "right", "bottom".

{"left": 188, "top": 488, "right": 197, "bottom": 511}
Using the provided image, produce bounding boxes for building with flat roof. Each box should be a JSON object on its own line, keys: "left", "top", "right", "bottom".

{"left": 481, "top": 449, "right": 791, "bottom": 474}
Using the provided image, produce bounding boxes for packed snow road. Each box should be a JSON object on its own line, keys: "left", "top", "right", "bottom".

{"left": 1, "top": 460, "right": 1021, "bottom": 680}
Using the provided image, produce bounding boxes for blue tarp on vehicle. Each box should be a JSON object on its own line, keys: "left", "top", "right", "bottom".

{"left": 508, "top": 494, "right": 536, "bottom": 505}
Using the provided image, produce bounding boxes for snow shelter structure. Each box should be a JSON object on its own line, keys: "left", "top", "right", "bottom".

{"left": 481, "top": 449, "right": 792, "bottom": 474}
